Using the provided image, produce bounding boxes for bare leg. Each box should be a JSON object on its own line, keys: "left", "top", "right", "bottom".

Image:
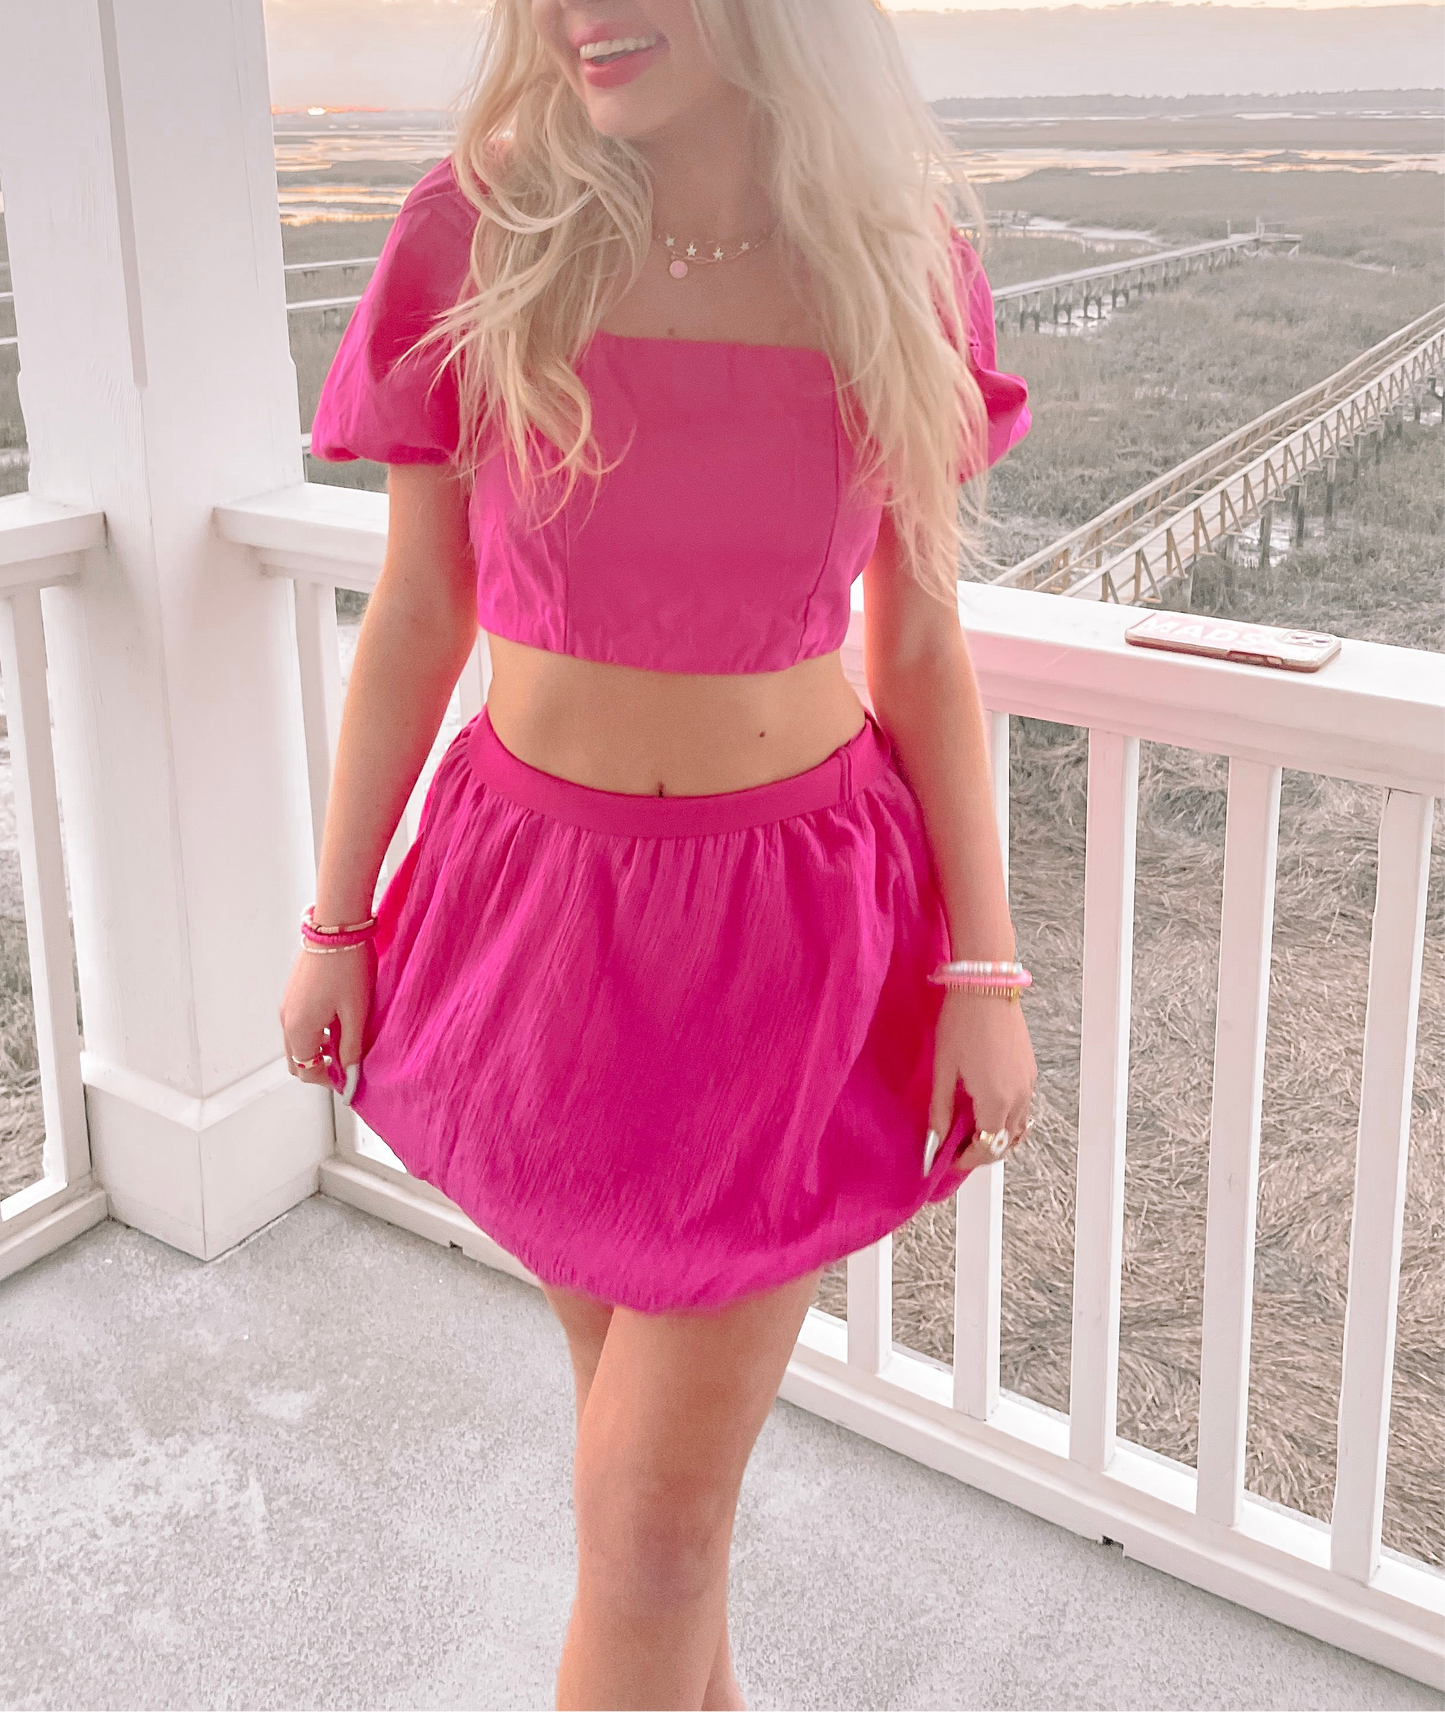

{"left": 542, "top": 1282, "right": 748, "bottom": 1711}
{"left": 541, "top": 1270, "right": 822, "bottom": 1711}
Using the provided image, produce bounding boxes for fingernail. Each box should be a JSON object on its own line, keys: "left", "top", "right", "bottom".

{"left": 341, "top": 1063, "right": 359, "bottom": 1106}
{"left": 922, "top": 1127, "right": 943, "bottom": 1176}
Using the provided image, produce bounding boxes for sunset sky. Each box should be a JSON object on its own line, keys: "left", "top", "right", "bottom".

{"left": 886, "top": 0, "right": 1420, "bottom": 7}
{"left": 883, "top": 0, "right": 1438, "bottom": 5}
{"left": 261, "top": 0, "right": 1444, "bottom": 105}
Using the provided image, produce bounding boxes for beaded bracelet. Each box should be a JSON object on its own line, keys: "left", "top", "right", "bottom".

{"left": 928, "top": 958, "right": 1032, "bottom": 1000}
{"left": 932, "top": 973, "right": 1032, "bottom": 991}
{"left": 300, "top": 905, "right": 378, "bottom": 952}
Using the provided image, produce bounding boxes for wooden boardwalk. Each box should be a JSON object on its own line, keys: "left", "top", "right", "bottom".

{"left": 993, "top": 304, "right": 1445, "bottom": 602}
{"left": 991, "top": 223, "right": 1301, "bottom": 333}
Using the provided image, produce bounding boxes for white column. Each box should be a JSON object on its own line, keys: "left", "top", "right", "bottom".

{"left": 0, "top": 0, "right": 333, "bottom": 1259}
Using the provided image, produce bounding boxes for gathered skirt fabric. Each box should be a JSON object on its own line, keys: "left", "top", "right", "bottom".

{"left": 343, "top": 704, "right": 977, "bottom": 1315}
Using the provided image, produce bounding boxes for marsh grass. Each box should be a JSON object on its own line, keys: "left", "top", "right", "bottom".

{"left": 981, "top": 250, "right": 1444, "bottom": 569}
{"left": 282, "top": 211, "right": 400, "bottom": 270}
{"left": 979, "top": 232, "right": 1162, "bottom": 289}
{"left": 984, "top": 165, "right": 1445, "bottom": 274}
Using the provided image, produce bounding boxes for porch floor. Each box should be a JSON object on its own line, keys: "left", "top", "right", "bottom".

{"left": 3, "top": 1194, "right": 1439, "bottom": 1712}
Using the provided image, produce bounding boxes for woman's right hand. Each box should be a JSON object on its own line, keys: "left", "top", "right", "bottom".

{"left": 279, "top": 943, "right": 374, "bottom": 1105}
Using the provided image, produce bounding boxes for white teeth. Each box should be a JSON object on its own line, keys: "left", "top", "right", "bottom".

{"left": 579, "top": 33, "right": 660, "bottom": 61}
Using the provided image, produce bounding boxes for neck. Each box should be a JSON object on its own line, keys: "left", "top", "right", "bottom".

{"left": 636, "top": 93, "right": 771, "bottom": 239}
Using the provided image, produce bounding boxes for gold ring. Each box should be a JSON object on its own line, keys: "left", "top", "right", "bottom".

{"left": 974, "top": 1127, "right": 1010, "bottom": 1160}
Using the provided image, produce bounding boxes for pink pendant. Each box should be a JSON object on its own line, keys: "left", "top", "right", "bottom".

{"left": 668, "top": 258, "right": 689, "bottom": 279}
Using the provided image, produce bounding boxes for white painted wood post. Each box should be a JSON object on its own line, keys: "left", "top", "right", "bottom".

{"left": 953, "top": 709, "right": 1009, "bottom": 1418}
{"left": 292, "top": 578, "right": 345, "bottom": 870}
{"left": 847, "top": 1234, "right": 892, "bottom": 1374}
{"left": 1331, "top": 788, "right": 1433, "bottom": 1582}
{"left": 0, "top": 587, "right": 89, "bottom": 1194}
{"left": 458, "top": 635, "right": 491, "bottom": 723}
{"left": 0, "top": 0, "right": 333, "bottom": 1259}
{"left": 1070, "top": 728, "right": 1139, "bottom": 1473}
{"left": 1196, "top": 758, "right": 1282, "bottom": 1525}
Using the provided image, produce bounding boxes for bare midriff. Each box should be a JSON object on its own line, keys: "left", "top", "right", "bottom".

{"left": 483, "top": 634, "right": 868, "bottom": 797}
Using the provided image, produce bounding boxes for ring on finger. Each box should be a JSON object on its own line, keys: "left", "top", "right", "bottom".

{"left": 974, "top": 1127, "right": 1010, "bottom": 1161}
{"left": 289, "top": 1051, "right": 325, "bottom": 1071}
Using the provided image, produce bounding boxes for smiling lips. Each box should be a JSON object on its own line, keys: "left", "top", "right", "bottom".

{"left": 578, "top": 32, "right": 661, "bottom": 63}
{"left": 575, "top": 29, "right": 665, "bottom": 86}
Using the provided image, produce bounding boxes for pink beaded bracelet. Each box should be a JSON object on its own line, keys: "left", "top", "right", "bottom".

{"left": 300, "top": 905, "right": 378, "bottom": 951}
{"left": 928, "top": 958, "right": 1032, "bottom": 995}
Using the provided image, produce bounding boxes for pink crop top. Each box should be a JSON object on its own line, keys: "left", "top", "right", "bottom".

{"left": 310, "top": 161, "right": 1031, "bottom": 675}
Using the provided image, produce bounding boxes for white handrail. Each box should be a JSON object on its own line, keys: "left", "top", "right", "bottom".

{"left": 0, "top": 494, "right": 105, "bottom": 580}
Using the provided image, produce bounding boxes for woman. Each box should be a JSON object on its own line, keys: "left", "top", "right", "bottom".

{"left": 280, "top": 0, "right": 1035, "bottom": 1705}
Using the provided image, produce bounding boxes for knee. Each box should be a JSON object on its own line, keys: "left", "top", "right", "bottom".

{"left": 572, "top": 1455, "right": 734, "bottom": 1610}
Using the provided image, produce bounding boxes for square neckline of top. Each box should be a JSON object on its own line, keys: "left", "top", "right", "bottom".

{"left": 587, "top": 326, "right": 832, "bottom": 364}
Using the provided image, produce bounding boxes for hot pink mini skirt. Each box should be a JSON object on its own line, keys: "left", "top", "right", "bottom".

{"left": 346, "top": 704, "right": 977, "bottom": 1315}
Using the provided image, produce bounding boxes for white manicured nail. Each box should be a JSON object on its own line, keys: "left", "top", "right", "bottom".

{"left": 922, "top": 1127, "right": 943, "bottom": 1175}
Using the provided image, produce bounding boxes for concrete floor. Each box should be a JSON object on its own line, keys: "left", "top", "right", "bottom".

{"left": 2, "top": 1194, "right": 1439, "bottom": 1712}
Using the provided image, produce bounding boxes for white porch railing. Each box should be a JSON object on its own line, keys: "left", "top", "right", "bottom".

{"left": 0, "top": 496, "right": 109, "bottom": 1278}
{"left": 218, "top": 480, "right": 1445, "bottom": 1687}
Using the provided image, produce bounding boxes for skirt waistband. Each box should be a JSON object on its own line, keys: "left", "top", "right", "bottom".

{"left": 467, "top": 704, "right": 892, "bottom": 836}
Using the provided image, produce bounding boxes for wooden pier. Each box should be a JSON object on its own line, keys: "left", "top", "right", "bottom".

{"left": 992, "top": 304, "right": 1445, "bottom": 602}
{"left": 992, "top": 222, "right": 1301, "bottom": 333}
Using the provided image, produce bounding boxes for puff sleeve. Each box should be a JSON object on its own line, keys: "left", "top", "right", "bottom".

{"left": 309, "top": 161, "right": 477, "bottom": 465}
{"left": 947, "top": 228, "right": 1031, "bottom": 478}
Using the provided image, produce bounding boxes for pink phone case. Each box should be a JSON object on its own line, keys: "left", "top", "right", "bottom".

{"left": 1123, "top": 612, "right": 1342, "bottom": 672}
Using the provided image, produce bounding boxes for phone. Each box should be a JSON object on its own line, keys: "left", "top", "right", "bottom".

{"left": 1123, "top": 612, "right": 1343, "bottom": 672}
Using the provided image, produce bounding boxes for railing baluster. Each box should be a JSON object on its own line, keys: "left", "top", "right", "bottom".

{"left": 1070, "top": 728, "right": 1139, "bottom": 1471}
{"left": 456, "top": 633, "right": 491, "bottom": 723}
{"left": 847, "top": 1235, "right": 892, "bottom": 1374}
{"left": 1196, "top": 758, "right": 1282, "bottom": 1524}
{"left": 954, "top": 710, "right": 1010, "bottom": 1417}
{"left": 292, "top": 577, "right": 343, "bottom": 867}
{"left": 0, "top": 588, "right": 88, "bottom": 1190}
{"left": 1331, "top": 787, "right": 1433, "bottom": 1582}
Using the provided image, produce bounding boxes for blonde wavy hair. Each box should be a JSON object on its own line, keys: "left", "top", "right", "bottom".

{"left": 428, "top": 0, "right": 991, "bottom": 605}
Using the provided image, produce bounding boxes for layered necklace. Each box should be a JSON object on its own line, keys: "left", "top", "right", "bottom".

{"left": 654, "top": 225, "right": 777, "bottom": 280}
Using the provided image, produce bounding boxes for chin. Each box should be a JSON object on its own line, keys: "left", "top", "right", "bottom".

{"left": 583, "top": 101, "right": 680, "bottom": 142}
{"left": 575, "top": 82, "right": 693, "bottom": 144}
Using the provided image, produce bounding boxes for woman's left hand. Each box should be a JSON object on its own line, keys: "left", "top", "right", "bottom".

{"left": 929, "top": 986, "right": 1037, "bottom": 1176}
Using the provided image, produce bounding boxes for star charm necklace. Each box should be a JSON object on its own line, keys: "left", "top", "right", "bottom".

{"left": 653, "top": 226, "right": 778, "bottom": 280}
